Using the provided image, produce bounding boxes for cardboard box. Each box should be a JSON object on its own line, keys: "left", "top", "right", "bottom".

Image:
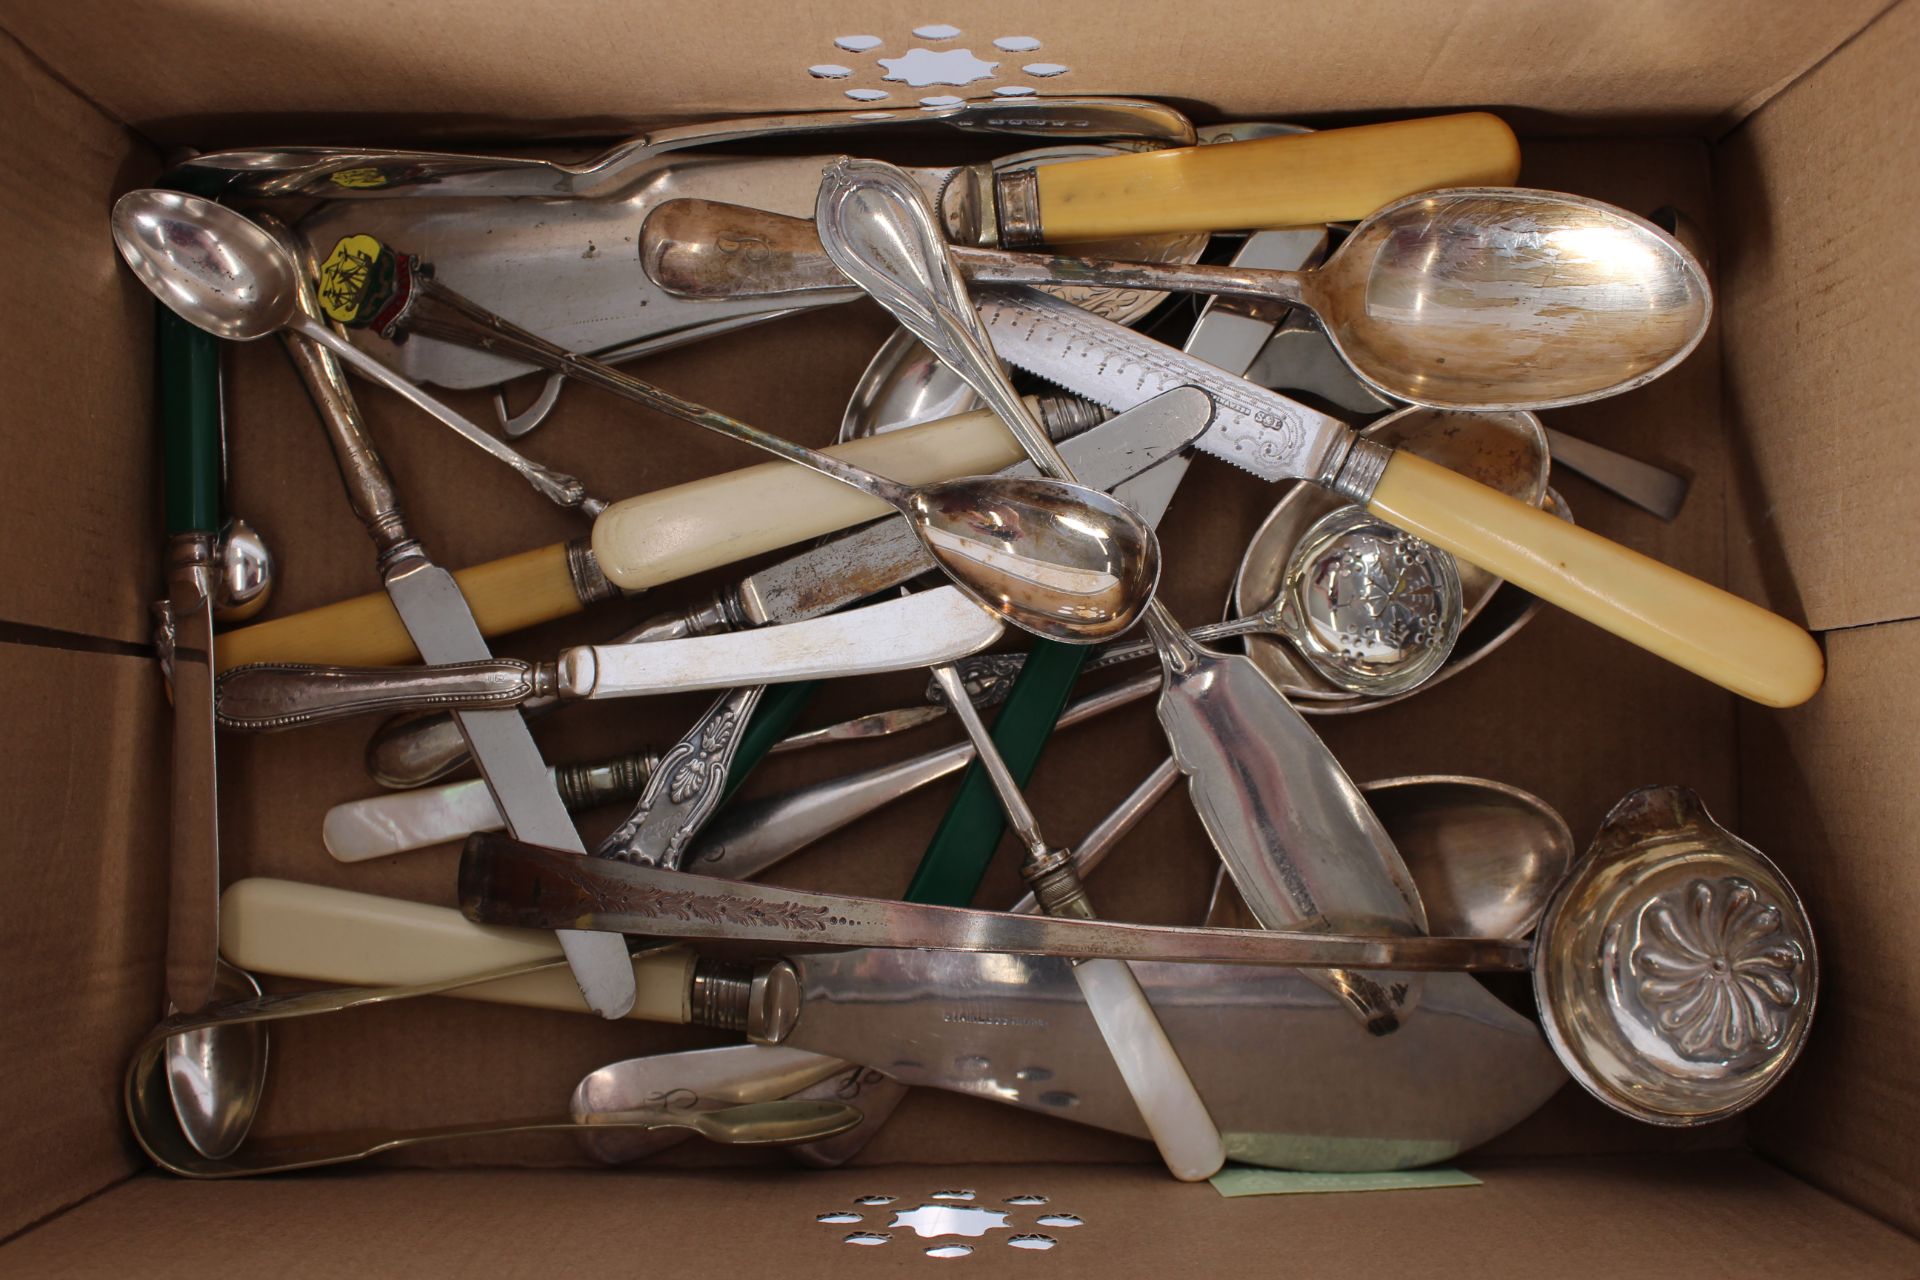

{"left": 2, "top": 1, "right": 1917, "bottom": 1271}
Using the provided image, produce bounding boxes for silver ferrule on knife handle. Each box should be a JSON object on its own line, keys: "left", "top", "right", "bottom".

{"left": 1025, "top": 846, "right": 1096, "bottom": 922}
{"left": 554, "top": 750, "right": 659, "bottom": 812}
{"left": 616, "top": 585, "right": 755, "bottom": 644}
{"left": 690, "top": 957, "right": 802, "bottom": 1042}
{"left": 992, "top": 166, "right": 1045, "bottom": 248}
{"left": 217, "top": 658, "right": 553, "bottom": 732}
{"left": 1326, "top": 435, "right": 1393, "bottom": 506}
{"left": 566, "top": 537, "right": 622, "bottom": 607}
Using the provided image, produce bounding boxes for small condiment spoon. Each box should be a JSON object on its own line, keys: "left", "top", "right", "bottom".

{"left": 110, "top": 190, "right": 1161, "bottom": 645}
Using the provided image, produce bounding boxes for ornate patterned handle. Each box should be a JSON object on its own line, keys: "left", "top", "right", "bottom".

{"left": 594, "top": 686, "right": 763, "bottom": 867}
{"left": 216, "top": 659, "right": 547, "bottom": 732}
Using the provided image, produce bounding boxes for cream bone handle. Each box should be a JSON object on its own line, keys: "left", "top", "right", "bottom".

{"left": 1006, "top": 112, "right": 1521, "bottom": 244}
{"left": 214, "top": 407, "right": 1043, "bottom": 673}
{"left": 220, "top": 879, "right": 695, "bottom": 1022}
{"left": 1365, "top": 451, "right": 1825, "bottom": 708}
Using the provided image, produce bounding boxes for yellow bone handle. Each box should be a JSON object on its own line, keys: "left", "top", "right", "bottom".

{"left": 219, "top": 878, "right": 694, "bottom": 1023}
{"left": 1033, "top": 112, "right": 1521, "bottom": 242}
{"left": 216, "top": 542, "right": 579, "bottom": 673}
{"left": 215, "top": 407, "right": 1024, "bottom": 671}
{"left": 1367, "top": 452, "right": 1824, "bottom": 708}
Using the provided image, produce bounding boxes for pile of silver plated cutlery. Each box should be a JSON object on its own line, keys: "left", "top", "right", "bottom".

{"left": 121, "top": 102, "right": 1818, "bottom": 1181}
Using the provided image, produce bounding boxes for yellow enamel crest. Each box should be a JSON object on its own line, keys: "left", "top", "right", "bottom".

{"left": 317, "top": 234, "right": 386, "bottom": 324}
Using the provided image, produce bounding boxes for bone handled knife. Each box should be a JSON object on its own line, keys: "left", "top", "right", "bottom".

{"left": 157, "top": 308, "right": 224, "bottom": 1013}
{"left": 979, "top": 286, "right": 1825, "bottom": 707}
{"left": 265, "top": 216, "right": 635, "bottom": 1019}
{"left": 213, "top": 401, "right": 1101, "bottom": 673}
{"left": 355, "top": 390, "right": 1205, "bottom": 792}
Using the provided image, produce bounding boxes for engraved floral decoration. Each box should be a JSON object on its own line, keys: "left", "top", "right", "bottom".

{"left": 554, "top": 859, "right": 841, "bottom": 933}
{"left": 1303, "top": 527, "right": 1451, "bottom": 662}
{"left": 1631, "top": 876, "right": 1804, "bottom": 1059}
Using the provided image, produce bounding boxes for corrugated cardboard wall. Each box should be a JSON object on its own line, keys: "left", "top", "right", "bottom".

{"left": 1719, "top": 0, "right": 1920, "bottom": 1235}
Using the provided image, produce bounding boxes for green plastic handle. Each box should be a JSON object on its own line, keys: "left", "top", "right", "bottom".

{"left": 158, "top": 308, "right": 223, "bottom": 537}
{"left": 720, "top": 681, "right": 821, "bottom": 803}
{"left": 903, "top": 640, "right": 1089, "bottom": 906}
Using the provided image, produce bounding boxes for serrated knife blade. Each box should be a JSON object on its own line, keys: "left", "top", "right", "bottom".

{"left": 977, "top": 286, "right": 1358, "bottom": 487}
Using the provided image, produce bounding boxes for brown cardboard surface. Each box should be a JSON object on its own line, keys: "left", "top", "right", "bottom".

{"left": 6, "top": 1154, "right": 1918, "bottom": 1276}
{"left": 1717, "top": 0, "right": 1920, "bottom": 632}
{"left": 161, "top": 137, "right": 1748, "bottom": 1173}
{"left": 0, "top": 1, "right": 1890, "bottom": 147}
{"left": 1742, "top": 618, "right": 1920, "bottom": 1235}
{"left": 0, "top": 643, "right": 167, "bottom": 1238}
{"left": 0, "top": 32, "right": 162, "bottom": 645}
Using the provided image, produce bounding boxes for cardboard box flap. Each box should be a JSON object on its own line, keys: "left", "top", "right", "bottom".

{"left": 0, "top": 0, "right": 1894, "bottom": 148}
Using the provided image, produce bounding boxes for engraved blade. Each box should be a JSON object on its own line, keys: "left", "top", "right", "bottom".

{"left": 382, "top": 559, "right": 637, "bottom": 1019}
{"left": 977, "top": 286, "right": 1355, "bottom": 485}
{"left": 459, "top": 837, "right": 1527, "bottom": 971}
{"left": 737, "top": 387, "right": 1211, "bottom": 626}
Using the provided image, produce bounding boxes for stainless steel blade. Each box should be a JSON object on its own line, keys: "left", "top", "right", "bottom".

{"left": 978, "top": 286, "right": 1358, "bottom": 486}
{"left": 777, "top": 949, "right": 1565, "bottom": 1171}
{"left": 383, "top": 559, "right": 636, "bottom": 1019}
{"left": 164, "top": 545, "right": 220, "bottom": 1013}
{"left": 736, "top": 387, "right": 1212, "bottom": 626}
{"left": 564, "top": 589, "right": 1003, "bottom": 699}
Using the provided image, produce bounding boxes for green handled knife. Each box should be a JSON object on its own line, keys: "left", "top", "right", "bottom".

{"left": 158, "top": 309, "right": 224, "bottom": 1013}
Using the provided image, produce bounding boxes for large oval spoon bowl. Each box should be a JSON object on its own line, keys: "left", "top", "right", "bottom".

{"left": 1314, "top": 188, "right": 1712, "bottom": 411}
{"left": 1365, "top": 776, "right": 1573, "bottom": 940}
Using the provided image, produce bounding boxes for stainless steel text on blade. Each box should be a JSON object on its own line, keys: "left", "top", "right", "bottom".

{"left": 384, "top": 559, "right": 636, "bottom": 1018}
{"left": 977, "top": 286, "right": 1357, "bottom": 486}
{"left": 737, "top": 386, "right": 1212, "bottom": 627}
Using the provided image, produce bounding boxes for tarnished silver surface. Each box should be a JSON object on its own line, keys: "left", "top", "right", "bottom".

{"left": 293, "top": 140, "right": 1202, "bottom": 394}
{"left": 688, "top": 673, "right": 1164, "bottom": 882}
{"left": 1281, "top": 506, "right": 1462, "bottom": 693}
{"left": 1232, "top": 406, "right": 1554, "bottom": 708}
{"left": 111, "top": 191, "right": 594, "bottom": 514}
{"left": 309, "top": 253, "right": 1158, "bottom": 645}
{"left": 571, "top": 1044, "right": 856, "bottom": 1165}
{"left": 461, "top": 840, "right": 1513, "bottom": 972}
{"left": 218, "top": 656, "right": 547, "bottom": 732}
{"left": 1537, "top": 785, "right": 1817, "bottom": 1126}
{"left": 187, "top": 98, "right": 1195, "bottom": 199}
{"left": 594, "top": 686, "right": 761, "bottom": 868}
{"left": 778, "top": 953, "right": 1560, "bottom": 1172}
